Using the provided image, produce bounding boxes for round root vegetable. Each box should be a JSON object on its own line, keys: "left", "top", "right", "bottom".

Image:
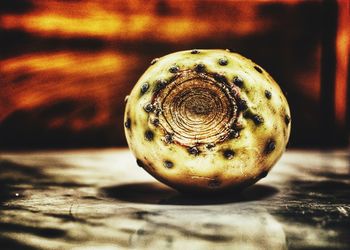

{"left": 124, "top": 49, "right": 291, "bottom": 193}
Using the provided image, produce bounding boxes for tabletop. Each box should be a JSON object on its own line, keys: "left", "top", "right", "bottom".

{"left": 0, "top": 148, "right": 349, "bottom": 250}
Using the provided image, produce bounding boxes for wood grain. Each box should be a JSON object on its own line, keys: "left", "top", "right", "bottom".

{"left": 0, "top": 149, "right": 349, "bottom": 249}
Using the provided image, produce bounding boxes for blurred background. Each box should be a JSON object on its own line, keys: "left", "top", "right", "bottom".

{"left": 0, "top": 0, "right": 349, "bottom": 150}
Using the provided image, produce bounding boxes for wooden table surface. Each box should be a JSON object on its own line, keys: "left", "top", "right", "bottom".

{"left": 0, "top": 148, "right": 349, "bottom": 250}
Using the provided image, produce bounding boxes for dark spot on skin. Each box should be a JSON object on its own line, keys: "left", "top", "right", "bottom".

{"left": 233, "top": 76, "right": 244, "bottom": 87}
{"left": 238, "top": 99, "right": 248, "bottom": 111}
{"left": 252, "top": 114, "right": 264, "bottom": 125}
{"left": 194, "top": 63, "right": 206, "bottom": 73}
{"left": 285, "top": 114, "right": 291, "bottom": 125}
{"left": 136, "top": 159, "right": 146, "bottom": 168}
{"left": 154, "top": 79, "right": 167, "bottom": 92}
{"left": 169, "top": 65, "right": 179, "bottom": 73}
{"left": 124, "top": 118, "right": 131, "bottom": 129}
{"left": 141, "top": 82, "right": 149, "bottom": 94}
{"left": 155, "top": 107, "right": 162, "bottom": 116}
{"left": 258, "top": 170, "right": 268, "bottom": 179}
{"left": 152, "top": 118, "right": 159, "bottom": 126}
{"left": 213, "top": 73, "right": 227, "bottom": 83}
{"left": 164, "top": 160, "right": 174, "bottom": 168}
{"left": 206, "top": 143, "right": 215, "bottom": 150}
{"left": 243, "top": 111, "right": 251, "bottom": 119}
{"left": 164, "top": 133, "right": 174, "bottom": 144}
{"left": 191, "top": 49, "right": 200, "bottom": 54}
{"left": 264, "top": 139, "right": 276, "bottom": 154}
{"left": 223, "top": 149, "right": 235, "bottom": 159}
{"left": 218, "top": 58, "right": 228, "bottom": 66}
{"left": 243, "top": 110, "right": 264, "bottom": 125}
{"left": 243, "top": 110, "right": 253, "bottom": 119}
{"left": 151, "top": 58, "right": 159, "bottom": 65}
{"left": 144, "top": 103, "right": 154, "bottom": 113}
{"left": 228, "top": 129, "right": 239, "bottom": 139}
{"left": 208, "top": 178, "right": 221, "bottom": 188}
{"left": 231, "top": 122, "right": 244, "bottom": 131}
{"left": 265, "top": 90, "right": 272, "bottom": 99}
{"left": 254, "top": 66, "right": 263, "bottom": 73}
{"left": 145, "top": 130, "right": 154, "bottom": 141}
{"left": 188, "top": 146, "right": 200, "bottom": 156}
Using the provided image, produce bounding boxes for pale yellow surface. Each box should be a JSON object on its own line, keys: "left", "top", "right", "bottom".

{"left": 124, "top": 50, "right": 291, "bottom": 191}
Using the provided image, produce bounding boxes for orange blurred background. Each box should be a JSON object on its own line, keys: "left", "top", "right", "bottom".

{"left": 0, "top": 0, "right": 348, "bottom": 149}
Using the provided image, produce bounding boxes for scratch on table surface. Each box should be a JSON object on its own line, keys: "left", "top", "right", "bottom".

{"left": 337, "top": 206, "right": 349, "bottom": 217}
{"left": 69, "top": 203, "right": 77, "bottom": 221}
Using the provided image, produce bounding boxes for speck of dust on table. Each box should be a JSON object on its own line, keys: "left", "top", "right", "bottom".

{"left": 0, "top": 148, "right": 349, "bottom": 250}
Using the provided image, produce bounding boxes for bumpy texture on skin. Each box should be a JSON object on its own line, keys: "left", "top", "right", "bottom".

{"left": 124, "top": 49, "right": 291, "bottom": 193}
